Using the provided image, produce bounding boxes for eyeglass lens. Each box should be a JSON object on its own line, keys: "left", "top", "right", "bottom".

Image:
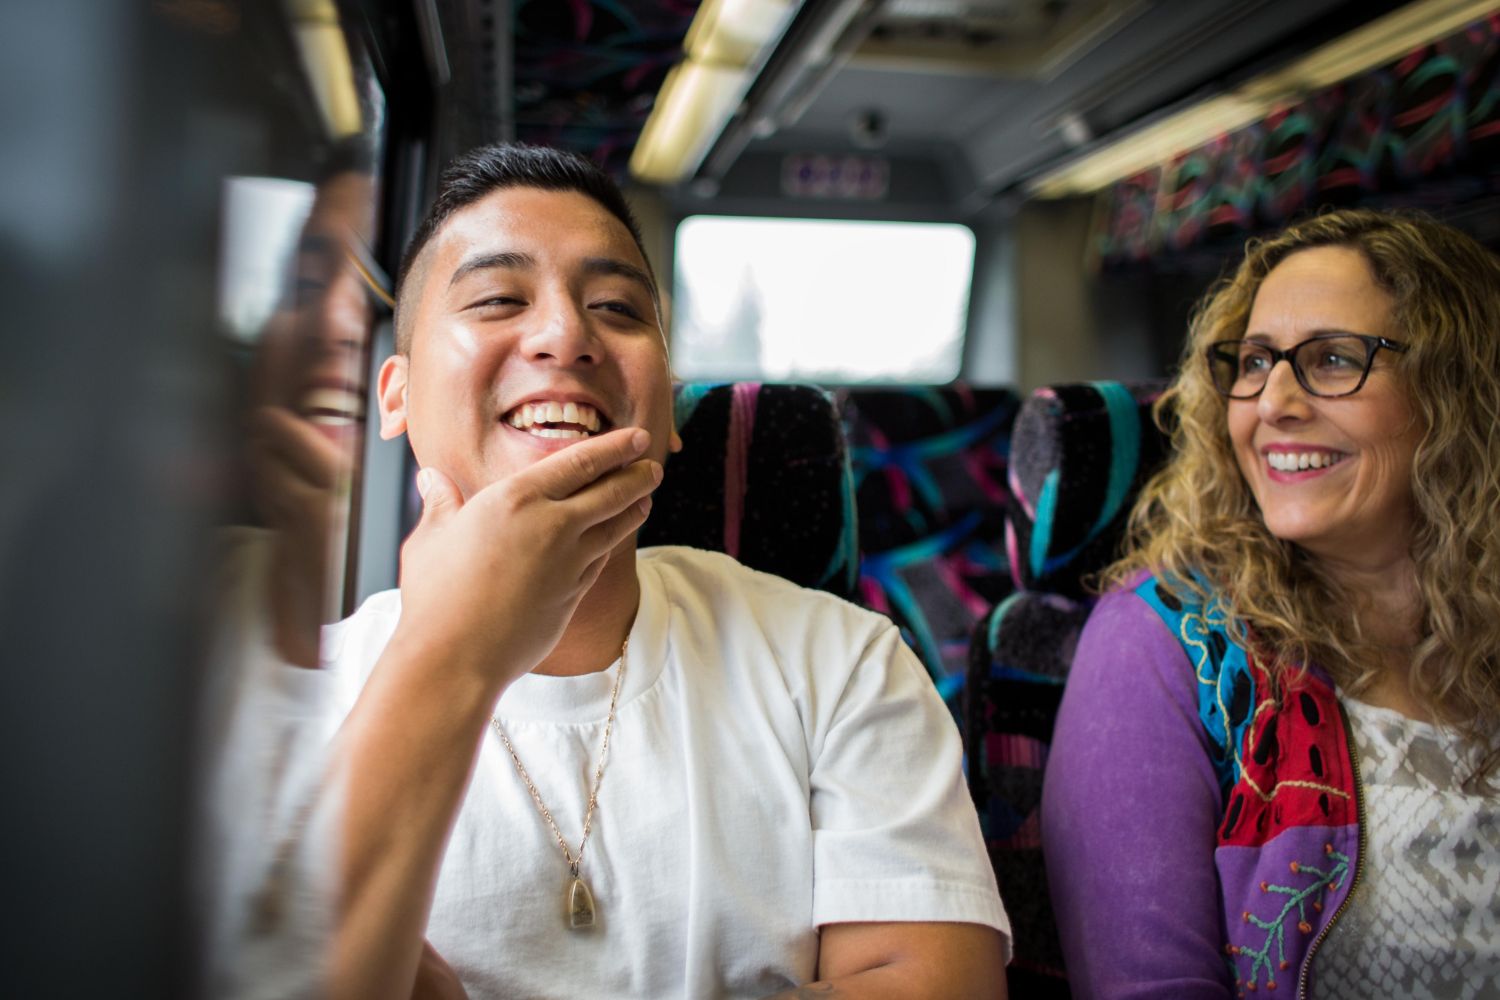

{"left": 1210, "top": 336, "right": 1374, "bottom": 397}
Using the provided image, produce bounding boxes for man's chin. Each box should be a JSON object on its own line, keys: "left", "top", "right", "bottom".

{"left": 446, "top": 436, "right": 600, "bottom": 501}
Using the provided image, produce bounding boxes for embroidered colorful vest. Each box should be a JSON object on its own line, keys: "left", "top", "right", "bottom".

{"left": 1137, "top": 575, "right": 1362, "bottom": 997}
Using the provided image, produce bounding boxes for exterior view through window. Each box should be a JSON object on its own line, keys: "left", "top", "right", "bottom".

{"left": 671, "top": 215, "right": 976, "bottom": 383}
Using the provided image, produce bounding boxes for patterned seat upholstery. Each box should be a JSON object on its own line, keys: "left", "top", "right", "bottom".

{"left": 964, "top": 380, "right": 1169, "bottom": 997}
{"left": 1003, "top": 381, "right": 1170, "bottom": 599}
{"left": 639, "top": 382, "right": 859, "bottom": 600}
{"left": 840, "top": 385, "right": 1021, "bottom": 700}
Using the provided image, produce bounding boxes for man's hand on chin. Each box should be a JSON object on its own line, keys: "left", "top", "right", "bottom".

{"left": 248, "top": 404, "right": 352, "bottom": 668}
{"left": 390, "top": 425, "right": 662, "bottom": 694}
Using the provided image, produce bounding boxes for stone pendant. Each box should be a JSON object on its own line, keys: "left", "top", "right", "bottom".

{"left": 567, "top": 876, "right": 597, "bottom": 929}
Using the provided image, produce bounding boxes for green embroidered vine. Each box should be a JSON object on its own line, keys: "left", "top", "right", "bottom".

{"left": 1230, "top": 844, "right": 1350, "bottom": 991}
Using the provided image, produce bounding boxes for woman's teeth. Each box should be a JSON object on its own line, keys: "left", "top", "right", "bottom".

{"left": 1267, "top": 450, "right": 1346, "bottom": 472}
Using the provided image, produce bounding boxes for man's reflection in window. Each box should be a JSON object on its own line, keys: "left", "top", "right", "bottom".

{"left": 203, "top": 140, "right": 381, "bottom": 997}
{"left": 247, "top": 144, "right": 381, "bottom": 665}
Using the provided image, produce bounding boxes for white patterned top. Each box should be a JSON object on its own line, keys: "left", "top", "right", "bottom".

{"left": 1312, "top": 694, "right": 1500, "bottom": 1000}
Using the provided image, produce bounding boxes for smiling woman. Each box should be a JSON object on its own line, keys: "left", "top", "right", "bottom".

{"left": 1224, "top": 246, "right": 1423, "bottom": 575}
{"left": 1106, "top": 213, "right": 1500, "bottom": 730}
{"left": 1041, "top": 208, "right": 1500, "bottom": 999}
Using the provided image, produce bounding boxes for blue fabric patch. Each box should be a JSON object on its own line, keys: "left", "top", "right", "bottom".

{"left": 1135, "top": 574, "right": 1257, "bottom": 798}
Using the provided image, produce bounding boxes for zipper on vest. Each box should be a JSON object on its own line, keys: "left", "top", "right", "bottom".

{"left": 1296, "top": 699, "right": 1366, "bottom": 1000}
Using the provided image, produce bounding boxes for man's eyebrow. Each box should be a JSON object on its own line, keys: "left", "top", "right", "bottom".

{"left": 448, "top": 250, "right": 536, "bottom": 288}
{"left": 296, "top": 232, "right": 339, "bottom": 260}
{"left": 584, "top": 257, "right": 657, "bottom": 300}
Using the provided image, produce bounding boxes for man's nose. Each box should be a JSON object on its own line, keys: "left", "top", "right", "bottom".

{"left": 1256, "top": 357, "right": 1311, "bottom": 422}
{"left": 313, "top": 269, "right": 373, "bottom": 354}
{"left": 522, "top": 296, "right": 598, "bottom": 365}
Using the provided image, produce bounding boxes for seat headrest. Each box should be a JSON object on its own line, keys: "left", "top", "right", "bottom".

{"left": 638, "top": 382, "right": 859, "bottom": 599}
{"left": 970, "top": 590, "right": 1092, "bottom": 685}
{"left": 1005, "top": 381, "right": 1169, "bottom": 598}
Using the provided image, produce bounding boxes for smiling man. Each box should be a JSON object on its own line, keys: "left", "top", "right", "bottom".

{"left": 319, "top": 144, "right": 1008, "bottom": 1000}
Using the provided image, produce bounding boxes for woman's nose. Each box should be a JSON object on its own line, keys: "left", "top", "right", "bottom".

{"left": 1256, "top": 358, "right": 1311, "bottom": 422}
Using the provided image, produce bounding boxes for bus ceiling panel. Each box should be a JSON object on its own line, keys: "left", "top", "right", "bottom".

{"left": 421, "top": 0, "right": 1416, "bottom": 206}
{"left": 787, "top": 66, "right": 1023, "bottom": 143}
{"left": 959, "top": 0, "right": 1361, "bottom": 197}
{"left": 731, "top": 0, "right": 1409, "bottom": 206}
{"left": 672, "top": 145, "right": 975, "bottom": 222}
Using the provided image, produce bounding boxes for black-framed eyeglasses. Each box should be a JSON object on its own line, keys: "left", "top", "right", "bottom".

{"left": 1206, "top": 334, "right": 1407, "bottom": 399}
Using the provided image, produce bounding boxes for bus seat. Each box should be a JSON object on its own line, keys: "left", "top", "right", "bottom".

{"left": 963, "top": 380, "right": 1169, "bottom": 998}
{"left": 840, "top": 385, "right": 1021, "bottom": 700}
{"left": 638, "top": 382, "right": 860, "bottom": 600}
{"left": 1003, "top": 381, "right": 1169, "bottom": 598}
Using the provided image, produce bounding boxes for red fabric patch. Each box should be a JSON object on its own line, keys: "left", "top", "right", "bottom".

{"left": 1218, "top": 656, "right": 1356, "bottom": 847}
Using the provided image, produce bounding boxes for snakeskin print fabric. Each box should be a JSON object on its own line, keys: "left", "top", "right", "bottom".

{"left": 1313, "top": 696, "right": 1500, "bottom": 1000}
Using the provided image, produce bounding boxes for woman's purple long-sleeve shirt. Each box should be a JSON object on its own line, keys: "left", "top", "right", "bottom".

{"left": 1040, "top": 585, "right": 1235, "bottom": 999}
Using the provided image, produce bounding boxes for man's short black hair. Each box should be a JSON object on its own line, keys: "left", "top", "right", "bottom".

{"left": 393, "top": 143, "right": 654, "bottom": 352}
{"left": 315, "top": 135, "right": 375, "bottom": 185}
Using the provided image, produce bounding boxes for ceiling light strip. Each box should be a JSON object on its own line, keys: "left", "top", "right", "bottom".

{"left": 630, "top": 0, "right": 802, "bottom": 185}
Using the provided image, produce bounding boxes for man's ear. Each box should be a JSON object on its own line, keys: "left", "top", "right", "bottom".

{"left": 377, "top": 354, "right": 410, "bottom": 440}
{"left": 665, "top": 366, "right": 683, "bottom": 454}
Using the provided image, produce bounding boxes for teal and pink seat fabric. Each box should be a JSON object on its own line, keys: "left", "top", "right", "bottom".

{"left": 964, "top": 381, "right": 1168, "bottom": 997}
{"left": 656, "top": 381, "right": 1024, "bottom": 706}
{"left": 1004, "top": 381, "right": 1169, "bottom": 599}
{"left": 840, "top": 385, "right": 1021, "bottom": 701}
{"left": 649, "top": 381, "right": 1022, "bottom": 707}
{"left": 640, "top": 382, "right": 859, "bottom": 600}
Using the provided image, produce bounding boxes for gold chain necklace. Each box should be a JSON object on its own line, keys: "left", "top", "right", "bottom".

{"left": 491, "top": 637, "right": 627, "bottom": 930}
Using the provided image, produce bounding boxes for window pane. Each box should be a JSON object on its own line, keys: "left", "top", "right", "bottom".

{"left": 671, "top": 216, "right": 975, "bottom": 383}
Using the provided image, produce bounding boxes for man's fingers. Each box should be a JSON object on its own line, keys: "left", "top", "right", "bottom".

{"left": 250, "top": 406, "right": 346, "bottom": 489}
{"left": 250, "top": 447, "right": 333, "bottom": 526}
{"left": 521, "top": 427, "right": 652, "bottom": 501}
{"left": 580, "top": 493, "right": 653, "bottom": 561}
{"left": 415, "top": 467, "right": 461, "bottom": 523}
{"left": 554, "top": 456, "right": 661, "bottom": 532}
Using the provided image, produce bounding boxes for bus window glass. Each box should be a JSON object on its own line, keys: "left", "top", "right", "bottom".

{"left": 671, "top": 215, "right": 975, "bottom": 383}
{"left": 218, "top": 177, "right": 318, "bottom": 344}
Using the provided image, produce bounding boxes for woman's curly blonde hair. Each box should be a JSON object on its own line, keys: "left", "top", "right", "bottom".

{"left": 1103, "top": 208, "right": 1500, "bottom": 779}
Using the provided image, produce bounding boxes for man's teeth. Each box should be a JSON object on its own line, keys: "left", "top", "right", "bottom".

{"left": 1267, "top": 451, "right": 1345, "bottom": 472}
{"left": 300, "top": 387, "right": 365, "bottom": 425}
{"left": 505, "top": 400, "right": 603, "bottom": 435}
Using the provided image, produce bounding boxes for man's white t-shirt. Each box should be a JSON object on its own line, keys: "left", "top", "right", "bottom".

{"left": 319, "top": 545, "right": 1009, "bottom": 998}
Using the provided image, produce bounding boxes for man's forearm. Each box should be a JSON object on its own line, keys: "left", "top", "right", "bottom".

{"left": 761, "top": 922, "right": 1008, "bottom": 1000}
{"left": 330, "top": 631, "right": 504, "bottom": 1000}
{"left": 760, "top": 960, "right": 1008, "bottom": 1000}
